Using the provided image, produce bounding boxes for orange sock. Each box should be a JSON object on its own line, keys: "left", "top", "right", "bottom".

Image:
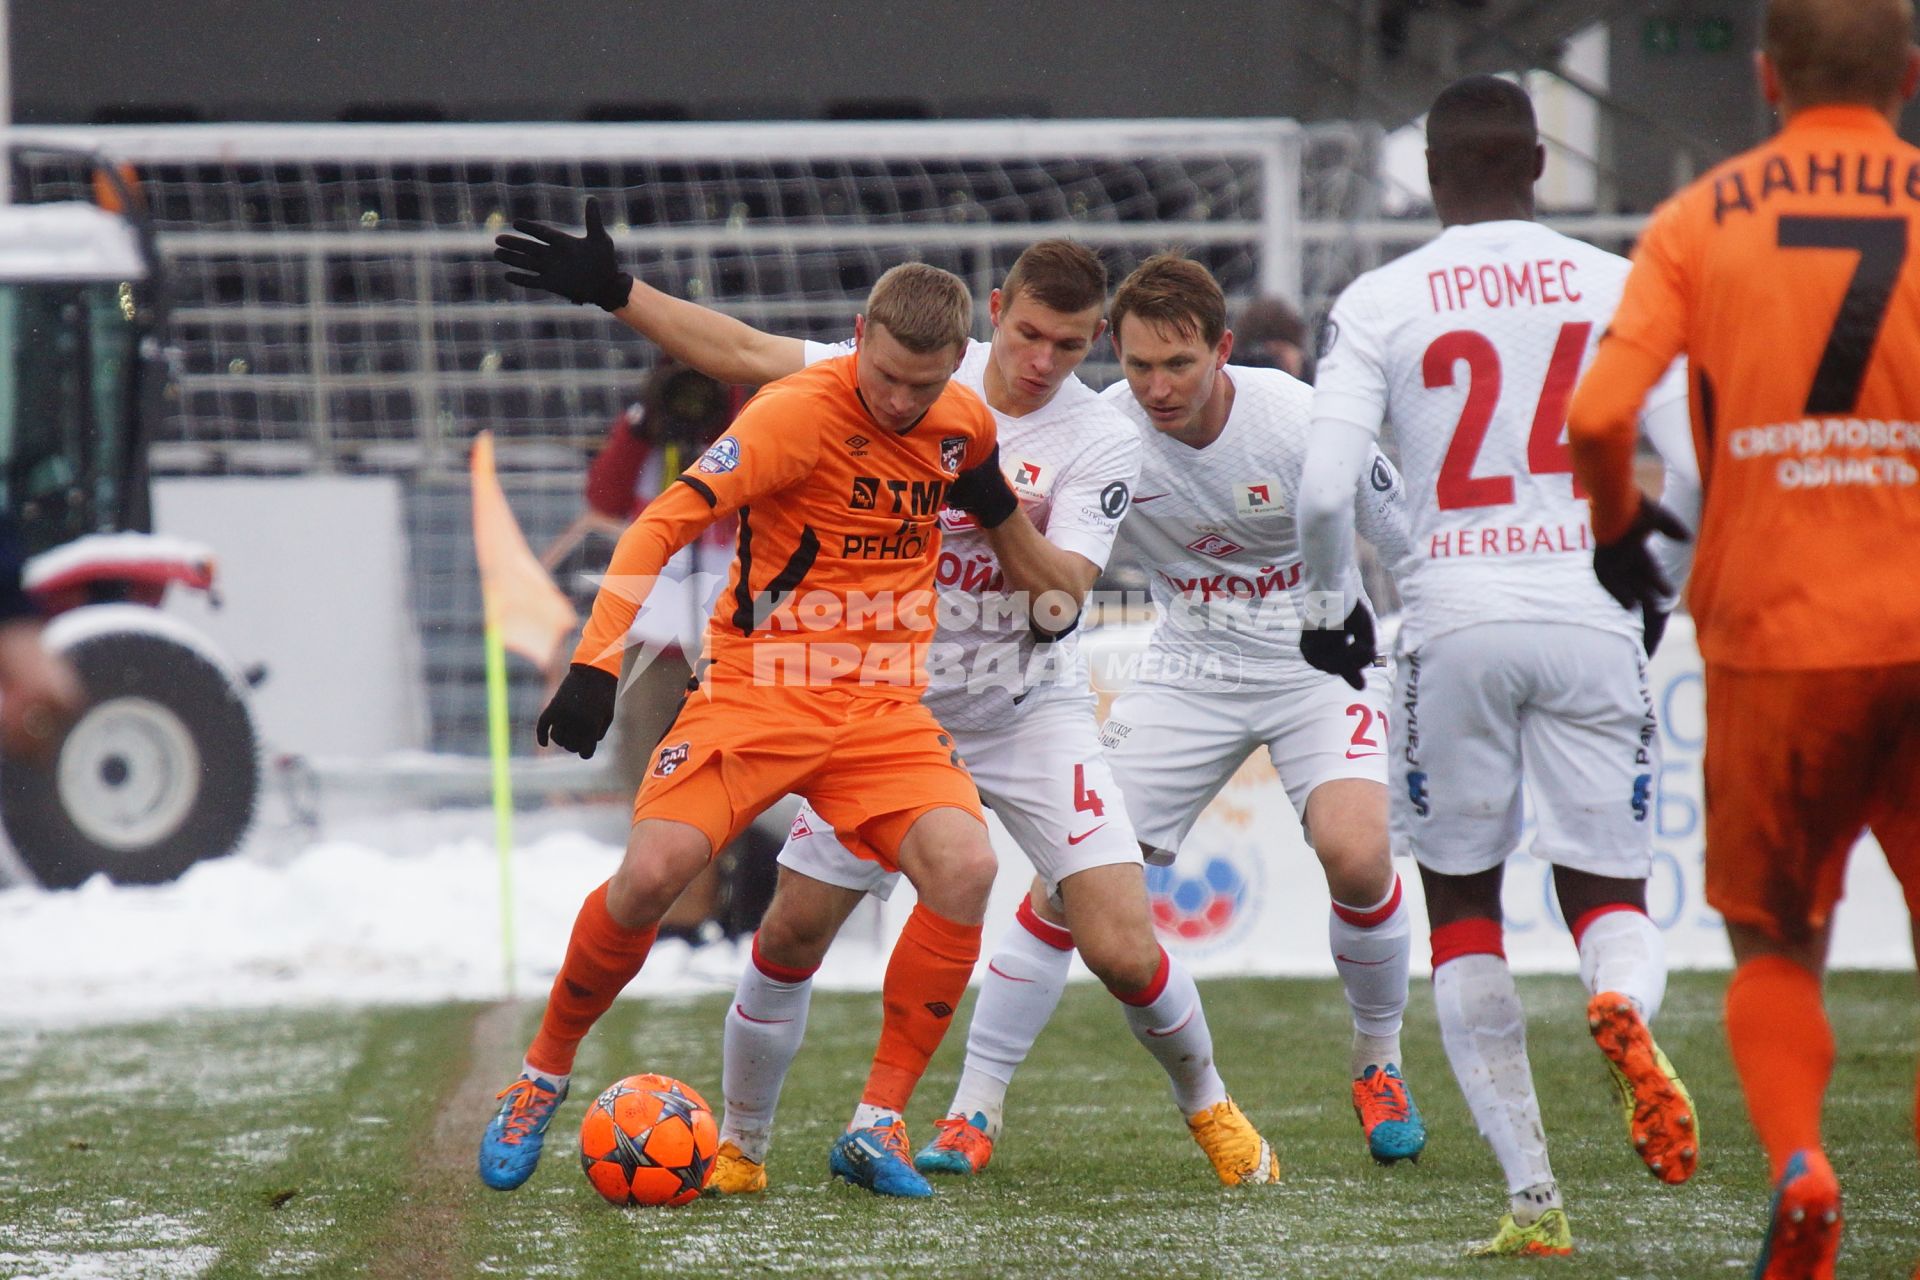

{"left": 1725, "top": 954, "right": 1833, "bottom": 1180}
{"left": 526, "top": 880, "right": 658, "bottom": 1078}
{"left": 862, "top": 904, "right": 982, "bottom": 1112}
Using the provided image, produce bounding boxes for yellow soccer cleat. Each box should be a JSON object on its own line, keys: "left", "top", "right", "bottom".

{"left": 1185, "top": 1098, "right": 1279, "bottom": 1186}
{"left": 1587, "top": 991, "right": 1700, "bottom": 1184}
{"left": 1469, "top": 1207, "right": 1574, "bottom": 1257}
{"left": 704, "top": 1140, "right": 768, "bottom": 1195}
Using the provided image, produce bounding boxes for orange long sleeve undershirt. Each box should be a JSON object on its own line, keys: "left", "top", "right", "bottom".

{"left": 571, "top": 480, "right": 719, "bottom": 675}
{"left": 1567, "top": 337, "right": 1672, "bottom": 544}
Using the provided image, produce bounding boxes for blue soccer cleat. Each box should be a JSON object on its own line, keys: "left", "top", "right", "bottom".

{"left": 1352, "top": 1063, "right": 1427, "bottom": 1164}
{"left": 478, "top": 1073, "right": 568, "bottom": 1191}
{"left": 829, "top": 1116, "right": 934, "bottom": 1198}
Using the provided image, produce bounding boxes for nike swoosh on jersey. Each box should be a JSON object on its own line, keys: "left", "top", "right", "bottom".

{"left": 1133, "top": 493, "right": 1171, "bottom": 502}
{"left": 1333, "top": 954, "right": 1391, "bottom": 967}
{"left": 1067, "top": 824, "right": 1108, "bottom": 845}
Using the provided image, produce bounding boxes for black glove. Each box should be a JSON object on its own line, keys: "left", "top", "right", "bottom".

{"left": 1643, "top": 607, "right": 1670, "bottom": 658}
{"left": 1593, "top": 495, "right": 1691, "bottom": 618}
{"left": 536, "top": 663, "right": 619, "bottom": 759}
{"left": 945, "top": 445, "right": 1020, "bottom": 529}
{"left": 1299, "top": 602, "right": 1377, "bottom": 691}
{"left": 493, "top": 196, "right": 634, "bottom": 312}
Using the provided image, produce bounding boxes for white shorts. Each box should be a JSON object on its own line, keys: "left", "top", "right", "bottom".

{"left": 776, "top": 688, "right": 1141, "bottom": 899}
{"left": 1102, "top": 671, "right": 1391, "bottom": 863}
{"left": 1391, "top": 621, "right": 1657, "bottom": 878}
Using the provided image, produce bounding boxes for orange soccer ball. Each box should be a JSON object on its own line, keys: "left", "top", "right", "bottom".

{"left": 578, "top": 1073, "right": 719, "bottom": 1207}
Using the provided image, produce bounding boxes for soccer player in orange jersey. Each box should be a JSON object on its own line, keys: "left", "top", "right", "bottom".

{"left": 1568, "top": 4, "right": 1920, "bottom": 1275}
{"left": 477, "top": 220, "right": 1018, "bottom": 1196}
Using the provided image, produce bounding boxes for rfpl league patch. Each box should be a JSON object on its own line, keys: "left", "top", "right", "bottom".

{"left": 1316, "top": 316, "right": 1340, "bottom": 361}
{"left": 1371, "top": 455, "right": 1396, "bottom": 492}
{"left": 940, "top": 436, "right": 968, "bottom": 474}
{"left": 695, "top": 435, "right": 741, "bottom": 474}
{"left": 652, "top": 740, "right": 691, "bottom": 777}
{"left": 1234, "top": 479, "right": 1285, "bottom": 518}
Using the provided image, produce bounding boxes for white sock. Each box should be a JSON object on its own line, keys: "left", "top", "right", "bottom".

{"left": 521, "top": 1061, "right": 569, "bottom": 1092}
{"left": 1574, "top": 907, "right": 1668, "bottom": 1023}
{"left": 718, "top": 941, "right": 815, "bottom": 1162}
{"left": 848, "top": 1101, "right": 900, "bottom": 1131}
{"left": 946, "top": 903, "right": 1074, "bottom": 1139}
{"left": 1329, "top": 875, "right": 1411, "bottom": 1076}
{"left": 1432, "top": 952, "right": 1556, "bottom": 1197}
{"left": 1118, "top": 949, "right": 1228, "bottom": 1117}
{"left": 1511, "top": 1179, "right": 1564, "bottom": 1226}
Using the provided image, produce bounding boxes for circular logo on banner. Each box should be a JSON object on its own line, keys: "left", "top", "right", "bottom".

{"left": 1144, "top": 837, "right": 1267, "bottom": 955}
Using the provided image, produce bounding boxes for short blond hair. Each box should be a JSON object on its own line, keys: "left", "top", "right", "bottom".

{"left": 865, "top": 263, "right": 973, "bottom": 354}
{"left": 1766, "top": 0, "right": 1915, "bottom": 106}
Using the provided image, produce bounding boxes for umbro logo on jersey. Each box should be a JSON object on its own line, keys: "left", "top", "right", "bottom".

{"left": 1186, "top": 532, "right": 1244, "bottom": 558}
{"left": 1235, "top": 480, "right": 1285, "bottom": 518}
{"left": 845, "top": 434, "right": 870, "bottom": 450}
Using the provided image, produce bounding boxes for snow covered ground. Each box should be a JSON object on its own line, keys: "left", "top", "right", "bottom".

{"left": 0, "top": 812, "right": 903, "bottom": 1029}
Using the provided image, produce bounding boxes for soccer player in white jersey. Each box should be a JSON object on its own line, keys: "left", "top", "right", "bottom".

{"left": 1297, "top": 76, "right": 1702, "bottom": 1258}
{"left": 920, "top": 252, "right": 1432, "bottom": 1178}
{"left": 588, "top": 240, "right": 1281, "bottom": 1197}
{"left": 1026, "top": 252, "right": 1427, "bottom": 1170}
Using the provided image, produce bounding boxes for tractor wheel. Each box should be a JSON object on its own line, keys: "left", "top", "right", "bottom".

{"left": 2, "top": 627, "right": 257, "bottom": 888}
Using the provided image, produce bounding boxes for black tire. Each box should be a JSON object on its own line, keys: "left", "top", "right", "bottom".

{"left": 1, "top": 628, "right": 257, "bottom": 888}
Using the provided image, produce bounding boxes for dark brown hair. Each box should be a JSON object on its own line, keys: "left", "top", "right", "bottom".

{"left": 1000, "top": 240, "right": 1108, "bottom": 316}
{"left": 1108, "top": 253, "right": 1227, "bottom": 348}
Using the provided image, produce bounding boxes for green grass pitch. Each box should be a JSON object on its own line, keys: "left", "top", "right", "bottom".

{"left": 2, "top": 972, "right": 1913, "bottom": 1278}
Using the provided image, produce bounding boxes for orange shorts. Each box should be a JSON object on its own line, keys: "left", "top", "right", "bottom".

{"left": 1703, "top": 661, "right": 1920, "bottom": 944}
{"left": 631, "top": 681, "right": 982, "bottom": 870}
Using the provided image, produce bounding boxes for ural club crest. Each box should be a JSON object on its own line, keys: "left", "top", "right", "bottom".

{"left": 940, "top": 436, "right": 968, "bottom": 474}
{"left": 652, "top": 741, "right": 691, "bottom": 777}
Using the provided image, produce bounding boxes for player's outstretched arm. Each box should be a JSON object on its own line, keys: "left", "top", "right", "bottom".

{"left": 494, "top": 196, "right": 805, "bottom": 386}
{"left": 615, "top": 277, "right": 807, "bottom": 387}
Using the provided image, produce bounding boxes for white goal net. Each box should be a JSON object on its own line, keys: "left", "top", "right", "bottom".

{"left": 10, "top": 120, "right": 1304, "bottom": 752}
{"left": 13, "top": 120, "right": 1302, "bottom": 476}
